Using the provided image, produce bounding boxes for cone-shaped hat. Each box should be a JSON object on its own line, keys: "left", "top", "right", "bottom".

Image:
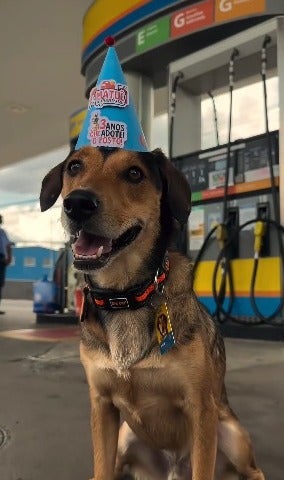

{"left": 76, "top": 37, "right": 149, "bottom": 152}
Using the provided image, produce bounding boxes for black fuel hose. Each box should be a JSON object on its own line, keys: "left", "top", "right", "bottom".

{"left": 192, "top": 224, "right": 218, "bottom": 279}
{"left": 248, "top": 35, "right": 284, "bottom": 323}
{"left": 193, "top": 222, "right": 235, "bottom": 320}
{"left": 169, "top": 72, "right": 184, "bottom": 160}
{"left": 213, "top": 218, "right": 284, "bottom": 325}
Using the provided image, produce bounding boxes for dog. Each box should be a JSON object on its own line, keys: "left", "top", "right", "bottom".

{"left": 40, "top": 146, "right": 265, "bottom": 480}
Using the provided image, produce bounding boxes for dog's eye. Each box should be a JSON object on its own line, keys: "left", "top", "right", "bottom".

{"left": 67, "top": 160, "right": 83, "bottom": 176}
{"left": 125, "top": 167, "right": 144, "bottom": 183}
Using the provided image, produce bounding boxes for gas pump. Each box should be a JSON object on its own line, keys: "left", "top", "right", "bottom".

{"left": 37, "top": 108, "right": 88, "bottom": 322}
{"left": 169, "top": 19, "right": 284, "bottom": 338}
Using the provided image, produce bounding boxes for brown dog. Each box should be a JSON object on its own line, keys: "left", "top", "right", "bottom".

{"left": 40, "top": 146, "right": 265, "bottom": 480}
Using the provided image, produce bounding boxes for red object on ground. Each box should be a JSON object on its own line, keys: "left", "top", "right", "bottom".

{"left": 74, "top": 288, "right": 83, "bottom": 316}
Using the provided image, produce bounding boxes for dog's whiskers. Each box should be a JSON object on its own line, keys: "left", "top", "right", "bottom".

{"left": 69, "top": 230, "right": 80, "bottom": 242}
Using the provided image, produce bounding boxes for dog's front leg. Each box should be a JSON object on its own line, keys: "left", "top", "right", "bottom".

{"left": 90, "top": 390, "right": 120, "bottom": 480}
{"left": 190, "top": 398, "right": 218, "bottom": 480}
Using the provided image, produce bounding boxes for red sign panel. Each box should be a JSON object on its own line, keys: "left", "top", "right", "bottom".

{"left": 171, "top": 0, "right": 214, "bottom": 38}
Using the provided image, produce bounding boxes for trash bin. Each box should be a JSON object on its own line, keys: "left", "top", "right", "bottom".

{"left": 33, "top": 275, "right": 58, "bottom": 314}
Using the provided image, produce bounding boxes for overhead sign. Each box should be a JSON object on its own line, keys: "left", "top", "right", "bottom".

{"left": 83, "top": 0, "right": 273, "bottom": 85}
{"left": 171, "top": 0, "right": 214, "bottom": 38}
{"left": 215, "top": 0, "right": 266, "bottom": 22}
{"left": 136, "top": 17, "right": 170, "bottom": 53}
{"left": 83, "top": 0, "right": 182, "bottom": 65}
{"left": 83, "top": 0, "right": 151, "bottom": 50}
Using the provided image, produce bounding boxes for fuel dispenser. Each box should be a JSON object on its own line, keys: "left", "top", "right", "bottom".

{"left": 36, "top": 109, "right": 88, "bottom": 323}
{"left": 169, "top": 18, "right": 284, "bottom": 337}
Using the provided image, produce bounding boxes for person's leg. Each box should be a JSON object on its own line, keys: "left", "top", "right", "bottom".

{"left": 0, "top": 262, "right": 6, "bottom": 313}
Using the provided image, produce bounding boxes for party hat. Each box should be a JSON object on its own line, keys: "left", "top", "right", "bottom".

{"left": 76, "top": 37, "right": 149, "bottom": 152}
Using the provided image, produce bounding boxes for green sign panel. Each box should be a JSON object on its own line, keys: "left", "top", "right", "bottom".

{"left": 136, "top": 16, "right": 170, "bottom": 53}
{"left": 191, "top": 191, "right": 203, "bottom": 202}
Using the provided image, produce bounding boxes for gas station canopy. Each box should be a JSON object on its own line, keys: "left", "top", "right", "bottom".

{"left": 1, "top": 0, "right": 284, "bottom": 170}
{"left": 0, "top": 0, "right": 91, "bottom": 169}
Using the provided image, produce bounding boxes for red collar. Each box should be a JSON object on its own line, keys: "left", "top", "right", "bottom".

{"left": 80, "top": 256, "right": 169, "bottom": 320}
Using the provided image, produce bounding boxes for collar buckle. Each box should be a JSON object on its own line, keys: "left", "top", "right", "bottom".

{"left": 154, "top": 271, "right": 164, "bottom": 295}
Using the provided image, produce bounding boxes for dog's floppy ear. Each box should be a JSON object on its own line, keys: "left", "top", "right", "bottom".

{"left": 40, "top": 150, "right": 74, "bottom": 211}
{"left": 152, "top": 149, "right": 191, "bottom": 225}
{"left": 40, "top": 160, "right": 66, "bottom": 212}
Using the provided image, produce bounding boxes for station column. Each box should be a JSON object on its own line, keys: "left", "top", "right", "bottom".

{"left": 124, "top": 71, "right": 154, "bottom": 147}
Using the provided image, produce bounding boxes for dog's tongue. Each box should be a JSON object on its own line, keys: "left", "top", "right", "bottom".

{"left": 72, "top": 231, "right": 112, "bottom": 256}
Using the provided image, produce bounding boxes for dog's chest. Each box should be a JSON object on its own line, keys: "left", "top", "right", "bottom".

{"left": 81, "top": 321, "right": 195, "bottom": 451}
{"left": 104, "top": 361, "right": 190, "bottom": 451}
{"left": 81, "top": 323, "right": 195, "bottom": 451}
{"left": 107, "top": 308, "right": 155, "bottom": 370}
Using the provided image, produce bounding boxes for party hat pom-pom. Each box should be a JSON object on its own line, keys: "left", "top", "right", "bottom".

{"left": 105, "top": 36, "right": 115, "bottom": 47}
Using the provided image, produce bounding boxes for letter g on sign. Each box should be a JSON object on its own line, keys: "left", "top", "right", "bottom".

{"left": 174, "top": 12, "right": 185, "bottom": 29}
{"left": 219, "top": 0, "right": 232, "bottom": 12}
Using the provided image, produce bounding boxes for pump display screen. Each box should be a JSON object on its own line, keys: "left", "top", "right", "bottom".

{"left": 175, "top": 149, "right": 235, "bottom": 192}
{"left": 178, "top": 158, "right": 209, "bottom": 191}
{"left": 208, "top": 154, "right": 234, "bottom": 189}
{"left": 173, "top": 131, "right": 278, "bottom": 203}
{"left": 243, "top": 143, "right": 270, "bottom": 170}
{"left": 238, "top": 136, "right": 279, "bottom": 182}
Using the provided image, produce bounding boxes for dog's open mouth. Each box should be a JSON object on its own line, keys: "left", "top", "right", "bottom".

{"left": 71, "top": 224, "right": 142, "bottom": 270}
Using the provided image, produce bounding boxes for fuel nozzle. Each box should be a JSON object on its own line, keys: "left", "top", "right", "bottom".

{"left": 216, "top": 224, "right": 228, "bottom": 250}
{"left": 254, "top": 221, "right": 266, "bottom": 258}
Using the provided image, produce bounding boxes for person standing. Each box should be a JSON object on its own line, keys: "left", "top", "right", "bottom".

{"left": 0, "top": 215, "right": 12, "bottom": 314}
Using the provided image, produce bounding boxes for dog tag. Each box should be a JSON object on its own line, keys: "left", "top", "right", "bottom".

{"left": 155, "top": 302, "right": 175, "bottom": 355}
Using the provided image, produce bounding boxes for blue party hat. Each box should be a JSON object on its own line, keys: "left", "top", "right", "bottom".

{"left": 76, "top": 37, "right": 149, "bottom": 152}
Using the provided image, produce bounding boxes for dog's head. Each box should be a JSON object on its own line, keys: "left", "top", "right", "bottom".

{"left": 40, "top": 147, "right": 191, "bottom": 281}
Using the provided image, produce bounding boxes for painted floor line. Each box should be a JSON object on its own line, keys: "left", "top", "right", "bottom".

{"left": 0, "top": 327, "right": 80, "bottom": 342}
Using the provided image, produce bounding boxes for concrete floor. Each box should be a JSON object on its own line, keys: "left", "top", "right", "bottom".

{"left": 0, "top": 299, "right": 283, "bottom": 480}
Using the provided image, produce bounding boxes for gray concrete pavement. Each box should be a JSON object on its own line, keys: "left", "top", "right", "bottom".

{"left": 0, "top": 299, "right": 283, "bottom": 480}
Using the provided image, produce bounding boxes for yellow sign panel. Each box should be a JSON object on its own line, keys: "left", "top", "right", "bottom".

{"left": 215, "top": 0, "right": 266, "bottom": 22}
{"left": 83, "top": 0, "right": 151, "bottom": 49}
{"left": 69, "top": 108, "right": 87, "bottom": 141}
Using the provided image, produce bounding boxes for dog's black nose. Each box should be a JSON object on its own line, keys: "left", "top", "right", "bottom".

{"left": 63, "top": 190, "right": 99, "bottom": 222}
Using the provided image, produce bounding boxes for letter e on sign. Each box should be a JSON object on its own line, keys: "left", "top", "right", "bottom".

{"left": 137, "top": 30, "right": 145, "bottom": 46}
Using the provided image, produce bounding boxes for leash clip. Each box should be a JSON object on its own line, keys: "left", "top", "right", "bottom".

{"left": 154, "top": 269, "right": 164, "bottom": 295}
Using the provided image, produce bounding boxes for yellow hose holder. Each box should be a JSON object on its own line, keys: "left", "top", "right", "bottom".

{"left": 216, "top": 224, "right": 227, "bottom": 249}
{"left": 254, "top": 221, "right": 266, "bottom": 255}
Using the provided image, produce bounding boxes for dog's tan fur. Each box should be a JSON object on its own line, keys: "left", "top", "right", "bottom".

{"left": 40, "top": 146, "right": 265, "bottom": 480}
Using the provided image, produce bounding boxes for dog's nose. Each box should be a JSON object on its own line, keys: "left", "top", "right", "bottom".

{"left": 63, "top": 190, "right": 99, "bottom": 222}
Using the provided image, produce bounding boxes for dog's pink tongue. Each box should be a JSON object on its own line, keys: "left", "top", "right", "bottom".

{"left": 73, "top": 231, "right": 112, "bottom": 256}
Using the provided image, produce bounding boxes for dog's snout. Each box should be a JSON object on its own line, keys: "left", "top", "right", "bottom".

{"left": 63, "top": 190, "right": 99, "bottom": 221}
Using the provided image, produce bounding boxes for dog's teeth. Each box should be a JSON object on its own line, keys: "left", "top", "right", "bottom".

{"left": 76, "top": 254, "right": 98, "bottom": 260}
{"left": 97, "top": 246, "right": 104, "bottom": 258}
